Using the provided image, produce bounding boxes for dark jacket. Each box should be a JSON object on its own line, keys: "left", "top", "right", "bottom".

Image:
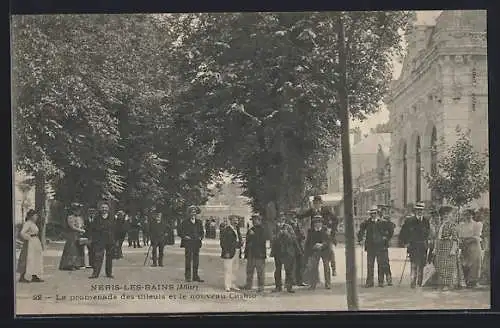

{"left": 298, "top": 207, "right": 335, "bottom": 228}
{"left": 244, "top": 225, "right": 267, "bottom": 259}
{"left": 357, "top": 219, "right": 388, "bottom": 251}
{"left": 305, "top": 227, "right": 330, "bottom": 256}
{"left": 271, "top": 223, "right": 301, "bottom": 260}
{"left": 89, "top": 214, "right": 116, "bottom": 247}
{"left": 178, "top": 218, "right": 204, "bottom": 249}
{"left": 290, "top": 222, "right": 305, "bottom": 254}
{"left": 220, "top": 225, "right": 243, "bottom": 259}
{"left": 149, "top": 219, "right": 169, "bottom": 244}
{"left": 381, "top": 218, "right": 396, "bottom": 248}
{"left": 399, "top": 215, "right": 431, "bottom": 255}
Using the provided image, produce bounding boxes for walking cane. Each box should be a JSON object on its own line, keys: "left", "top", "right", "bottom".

{"left": 360, "top": 244, "right": 364, "bottom": 286}
{"left": 399, "top": 255, "right": 408, "bottom": 286}
{"left": 143, "top": 244, "right": 152, "bottom": 266}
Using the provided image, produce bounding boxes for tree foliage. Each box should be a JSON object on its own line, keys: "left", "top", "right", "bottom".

{"left": 169, "top": 11, "right": 410, "bottom": 214}
{"left": 424, "top": 130, "right": 489, "bottom": 209}
{"left": 13, "top": 12, "right": 411, "bottom": 220}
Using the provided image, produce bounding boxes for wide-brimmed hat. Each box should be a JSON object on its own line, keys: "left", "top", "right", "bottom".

{"left": 70, "top": 202, "right": 84, "bottom": 208}
{"left": 414, "top": 202, "right": 425, "bottom": 210}
{"left": 369, "top": 205, "right": 379, "bottom": 214}
{"left": 312, "top": 215, "right": 323, "bottom": 223}
{"left": 187, "top": 205, "right": 201, "bottom": 214}
{"left": 250, "top": 214, "right": 261, "bottom": 221}
{"left": 438, "top": 205, "right": 455, "bottom": 216}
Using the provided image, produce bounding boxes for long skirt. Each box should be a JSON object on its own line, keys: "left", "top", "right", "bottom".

{"left": 59, "top": 233, "right": 84, "bottom": 270}
{"left": 480, "top": 249, "right": 490, "bottom": 284}
{"left": 16, "top": 237, "right": 43, "bottom": 278}
{"left": 461, "top": 237, "right": 482, "bottom": 285}
{"left": 434, "top": 239, "right": 458, "bottom": 288}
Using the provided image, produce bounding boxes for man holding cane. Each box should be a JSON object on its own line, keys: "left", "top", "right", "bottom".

{"left": 149, "top": 212, "right": 169, "bottom": 267}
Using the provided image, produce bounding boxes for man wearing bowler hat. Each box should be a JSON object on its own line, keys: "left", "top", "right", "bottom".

{"left": 399, "top": 202, "right": 431, "bottom": 288}
{"left": 178, "top": 205, "right": 205, "bottom": 282}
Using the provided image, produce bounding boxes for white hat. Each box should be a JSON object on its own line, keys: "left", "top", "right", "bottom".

{"left": 369, "top": 205, "right": 379, "bottom": 214}
{"left": 414, "top": 202, "right": 425, "bottom": 210}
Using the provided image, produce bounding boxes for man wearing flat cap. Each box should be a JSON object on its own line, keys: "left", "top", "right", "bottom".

{"left": 378, "top": 204, "right": 395, "bottom": 286}
{"left": 304, "top": 215, "right": 332, "bottom": 290}
{"left": 178, "top": 205, "right": 204, "bottom": 282}
{"left": 271, "top": 212, "right": 301, "bottom": 293}
{"left": 357, "top": 205, "right": 390, "bottom": 287}
{"left": 242, "top": 214, "right": 267, "bottom": 292}
{"left": 398, "top": 202, "right": 431, "bottom": 288}
{"left": 297, "top": 195, "right": 338, "bottom": 276}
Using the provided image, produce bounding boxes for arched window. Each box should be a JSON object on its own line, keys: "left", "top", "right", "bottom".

{"left": 415, "top": 135, "right": 421, "bottom": 202}
{"left": 402, "top": 142, "right": 408, "bottom": 207}
{"left": 430, "top": 126, "right": 438, "bottom": 203}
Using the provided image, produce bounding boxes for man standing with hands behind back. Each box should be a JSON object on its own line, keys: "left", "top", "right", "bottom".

{"left": 89, "top": 201, "right": 116, "bottom": 279}
{"left": 178, "top": 205, "right": 205, "bottom": 282}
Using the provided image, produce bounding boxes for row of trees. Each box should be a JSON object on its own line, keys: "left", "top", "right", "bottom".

{"left": 13, "top": 11, "right": 412, "bottom": 217}
{"left": 14, "top": 12, "right": 416, "bottom": 309}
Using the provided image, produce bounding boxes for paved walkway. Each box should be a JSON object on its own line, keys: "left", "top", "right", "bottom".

{"left": 15, "top": 243, "right": 490, "bottom": 315}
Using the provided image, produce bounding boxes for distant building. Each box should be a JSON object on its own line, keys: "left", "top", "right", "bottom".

{"left": 326, "top": 131, "right": 392, "bottom": 228}
{"left": 386, "top": 10, "right": 488, "bottom": 210}
{"left": 200, "top": 179, "right": 252, "bottom": 225}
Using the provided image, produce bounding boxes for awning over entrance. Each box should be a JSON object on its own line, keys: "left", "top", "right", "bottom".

{"left": 309, "top": 193, "right": 344, "bottom": 206}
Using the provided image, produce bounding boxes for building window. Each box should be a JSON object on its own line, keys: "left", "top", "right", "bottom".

{"left": 415, "top": 135, "right": 421, "bottom": 202}
{"left": 353, "top": 199, "right": 358, "bottom": 217}
{"left": 403, "top": 142, "right": 408, "bottom": 207}
{"left": 430, "top": 126, "right": 438, "bottom": 203}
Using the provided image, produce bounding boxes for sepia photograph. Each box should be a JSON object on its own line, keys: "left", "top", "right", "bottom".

{"left": 11, "top": 9, "right": 490, "bottom": 315}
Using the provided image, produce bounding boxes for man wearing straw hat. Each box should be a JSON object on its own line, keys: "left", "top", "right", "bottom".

{"left": 357, "top": 205, "right": 388, "bottom": 288}
{"left": 398, "top": 202, "right": 431, "bottom": 288}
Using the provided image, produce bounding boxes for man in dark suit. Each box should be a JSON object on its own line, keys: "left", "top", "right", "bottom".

{"left": 113, "top": 210, "right": 127, "bottom": 259}
{"left": 304, "top": 215, "right": 332, "bottom": 290}
{"left": 242, "top": 214, "right": 267, "bottom": 292}
{"left": 89, "top": 201, "right": 116, "bottom": 279}
{"left": 271, "top": 212, "right": 301, "bottom": 293}
{"left": 149, "top": 212, "right": 169, "bottom": 267}
{"left": 178, "top": 205, "right": 205, "bottom": 282}
{"left": 399, "top": 202, "right": 431, "bottom": 288}
{"left": 220, "top": 215, "right": 243, "bottom": 291}
{"left": 286, "top": 211, "right": 307, "bottom": 286}
{"left": 357, "top": 205, "right": 389, "bottom": 287}
{"left": 83, "top": 208, "right": 96, "bottom": 269}
{"left": 378, "top": 204, "right": 396, "bottom": 286}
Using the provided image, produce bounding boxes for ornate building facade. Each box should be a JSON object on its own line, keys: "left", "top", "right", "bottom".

{"left": 386, "top": 10, "right": 488, "bottom": 210}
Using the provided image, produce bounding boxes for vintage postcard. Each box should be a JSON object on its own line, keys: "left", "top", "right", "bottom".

{"left": 12, "top": 10, "right": 490, "bottom": 315}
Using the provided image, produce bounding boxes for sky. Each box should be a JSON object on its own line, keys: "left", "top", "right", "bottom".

{"left": 351, "top": 10, "right": 443, "bottom": 134}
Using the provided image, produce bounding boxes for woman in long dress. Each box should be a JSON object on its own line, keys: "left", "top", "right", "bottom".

{"left": 17, "top": 209, "right": 44, "bottom": 283}
{"left": 479, "top": 209, "right": 490, "bottom": 285}
{"left": 59, "top": 203, "right": 86, "bottom": 271}
{"left": 434, "top": 206, "right": 460, "bottom": 291}
{"left": 458, "top": 209, "right": 483, "bottom": 288}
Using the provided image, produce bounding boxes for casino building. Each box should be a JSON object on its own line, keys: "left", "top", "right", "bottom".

{"left": 386, "top": 10, "right": 488, "bottom": 210}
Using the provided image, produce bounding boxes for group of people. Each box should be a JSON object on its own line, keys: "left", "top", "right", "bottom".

{"left": 356, "top": 201, "right": 489, "bottom": 291}
{"left": 17, "top": 196, "right": 490, "bottom": 296}
{"left": 217, "top": 195, "right": 339, "bottom": 293}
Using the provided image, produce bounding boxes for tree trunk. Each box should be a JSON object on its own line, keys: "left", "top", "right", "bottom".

{"left": 35, "top": 171, "right": 47, "bottom": 249}
{"left": 337, "top": 14, "right": 359, "bottom": 311}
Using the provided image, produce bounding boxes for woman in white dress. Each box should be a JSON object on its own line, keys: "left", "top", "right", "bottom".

{"left": 17, "top": 209, "right": 44, "bottom": 283}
